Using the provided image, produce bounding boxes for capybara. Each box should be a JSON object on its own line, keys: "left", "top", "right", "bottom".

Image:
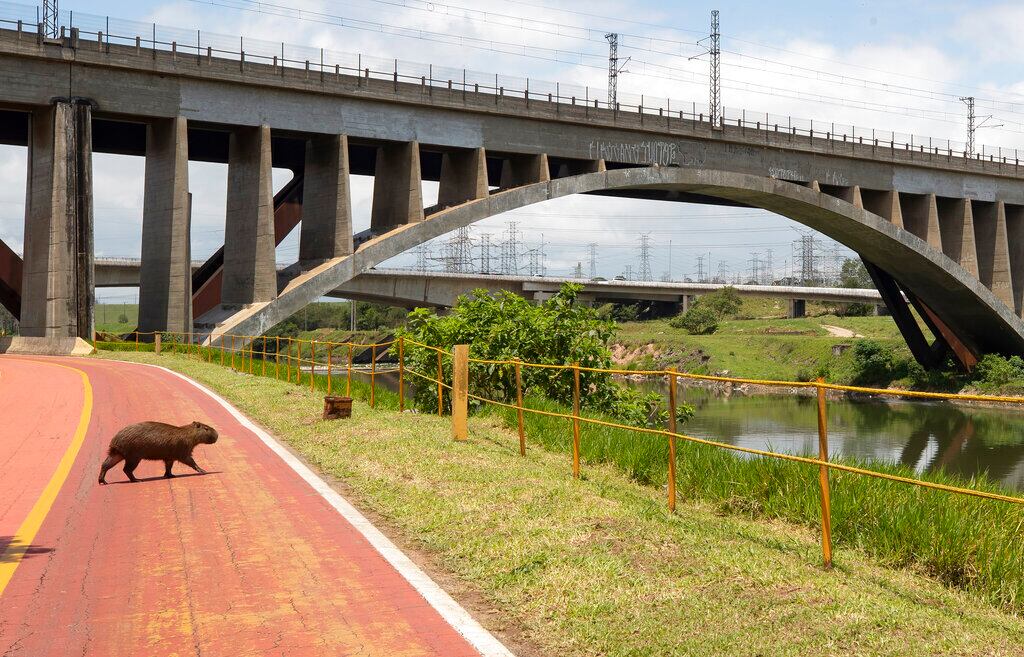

{"left": 98, "top": 421, "right": 218, "bottom": 484}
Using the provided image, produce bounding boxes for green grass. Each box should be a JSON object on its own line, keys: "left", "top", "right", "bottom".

{"left": 94, "top": 303, "right": 139, "bottom": 335}
{"left": 91, "top": 350, "right": 1024, "bottom": 656}
{"left": 615, "top": 316, "right": 914, "bottom": 382}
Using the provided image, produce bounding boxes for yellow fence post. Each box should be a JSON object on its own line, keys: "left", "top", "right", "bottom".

{"left": 370, "top": 345, "right": 377, "bottom": 408}
{"left": 327, "top": 345, "right": 333, "bottom": 395}
{"left": 286, "top": 338, "right": 292, "bottom": 382}
{"left": 572, "top": 362, "right": 581, "bottom": 479}
{"left": 310, "top": 340, "right": 316, "bottom": 392}
{"left": 220, "top": 335, "right": 224, "bottom": 366}
{"left": 515, "top": 360, "right": 526, "bottom": 456}
{"left": 398, "top": 338, "right": 405, "bottom": 413}
{"left": 249, "top": 337, "right": 255, "bottom": 374}
{"left": 347, "top": 343, "right": 353, "bottom": 396}
{"left": 262, "top": 336, "right": 267, "bottom": 377}
{"left": 275, "top": 336, "right": 280, "bottom": 380}
{"left": 231, "top": 334, "right": 236, "bottom": 370}
{"left": 436, "top": 350, "right": 443, "bottom": 416}
{"left": 452, "top": 345, "right": 469, "bottom": 440}
{"left": 816, "top": 377, "right": 834, "bottom": 570}
{"left": 667, "top": 368, "right": 678, "bottom": 513}
{"left": 135, "top": 331, "right": 139, "bottom": 351}
{"left": 154, "top": 333, "right": 161, "bottom": 355}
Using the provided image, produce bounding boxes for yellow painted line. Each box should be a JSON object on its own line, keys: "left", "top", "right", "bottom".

{"left": 0, "top": 359, "right": 93, "bottom": 596}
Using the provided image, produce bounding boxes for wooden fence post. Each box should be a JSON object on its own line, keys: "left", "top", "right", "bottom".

{"left": 347, "top": 343, "right": 353, "bottom": 396}
{"left": 231, "top": 334, "right": 236, "bottom": 370}
{"left": 310, "top": 340, "right": 316, "bottom": 392}
{"left": 572, "top": 362, "right": 581, "bottom": 478}
{"left": 370, "top": 345, "right": 377, "bottom": 408}
{"left": 398, "top": 338, "right": 405, "bottom": 412}
{"left": 154, "top": 333, "right": 161, "bottom": 355}
{"left": 667, "top": 368, "right": 678, "bottom": 513}
{"left": 249, "top": 337, "right": 255, "bottom": 374}
{"left": 262, "top": 336, "right": 267, "bottom": 377}
{"left": 452, "top": 345, "right": 469, "bottom": 440}
{"left": 816, "top": 377, "right": 833, "bottom": 569}
{"left": 436, "top": 350, "right": 444, "bottom": 416}
{"left": 286, "top": 338, "right": 292, "bottom": 382}
{"left": 275, "top": 336, "right": 280, "bottom": 379}
{"left": 327, "top": 345, "right": 333, "bottom": 395}
{"left": 515, "top": 360, "right": 525, "bottom": 456}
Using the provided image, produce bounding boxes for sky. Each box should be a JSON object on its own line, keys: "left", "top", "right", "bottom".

{"left": 3, "top": 0, "right": 1024, "bottom": 303}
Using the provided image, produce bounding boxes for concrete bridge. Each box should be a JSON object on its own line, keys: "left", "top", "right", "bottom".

{"left": 3, "top": 20, "right": 1024, "bottom": 369}
{"left": 93, "top": 260, "right": 884, "bottom": 317}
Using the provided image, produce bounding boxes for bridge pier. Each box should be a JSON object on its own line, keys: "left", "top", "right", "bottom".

{"left": 499, "top": 153, "right": 550, "bottom": 188}
{"left": 860, "top": 189, "right": 904, "bottom": 229}
{"left": 901, "top": 193, "right": 943, "bottom": 252}
{"left": 1006, "top": 205, "right": 1024, "bottom": 318}
{"left": 788, "top": 299, "right": 806, "bottom": 318}
{"left": 370, "top": 140, "right": 423, "bottom": 233}
{"left": 139, "top": 116, "right": 192, "bottom": 334}
{"left": 222, "top": 124, "right": 277, "bottom": 306}
{"left": 20, "top": 100, "right": 94, "bottom": 339}
{"left": 437, "top": 147, "right": 488, "bottom": 208}
{"left": 936, "top": 198, "right": 979, "bottom": 277}
{"left": 299, "top": 134, "right": 353, "bottom": 264}
{"left": 973, "top": 200, "right": 1015, "bottom": 310}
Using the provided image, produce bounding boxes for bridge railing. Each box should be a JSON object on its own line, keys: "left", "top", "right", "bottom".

{"left": 97, "top": 329, "right": 1024, "bottom": 574}
{"left": 1, "top": 1, "right": 1020, "bottom": 168}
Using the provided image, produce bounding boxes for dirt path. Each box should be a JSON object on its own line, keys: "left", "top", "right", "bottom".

{"left": 820, "top": 324, "right": 863, "bottom": 338}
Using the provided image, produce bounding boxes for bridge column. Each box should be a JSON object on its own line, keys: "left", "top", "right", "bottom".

{"left": 370, "top": 141, "right": 423, "bottom": 233}
{"left": 900, "top": 193, "right": 942, "bottom": 251}
{"left": 299, "top": 134, "right": 352, "bottom": 264}
{"left": 500, "top": 153, "right": 550, "bottom": 188}
{"left": 861, "top": 189, "right": 903, "bottom": 229}
{"left": 1005, "top": 204, "right": 1024, "bottom": 317}
{"left": 20, "top": 100, "right": 94, "bottom": 339}
{"left": 973, "top": 200, "right": 1014, "bottom": 310}
{"left": 788, "top": 299, "right": 806, "bottom": 318}
{"left": 222, "top": 124, "right": 277, "bottom": 306}
{"left": 437, "top": 147, "right": 488, "bottom": 208}
{"left": 935, "top": 198, "right": 979, "bottom": 277}
{"left": 139, "top": 116, "right": 192, "bottom": 334}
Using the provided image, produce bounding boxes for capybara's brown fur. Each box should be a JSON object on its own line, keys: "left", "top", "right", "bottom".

{"left": 98, "top": 421, "right": 218, "bottom": 484}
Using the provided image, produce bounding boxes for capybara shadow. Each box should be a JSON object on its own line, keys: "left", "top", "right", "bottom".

{"left": 98, "top": 421, "right": 218, "bottom": 484}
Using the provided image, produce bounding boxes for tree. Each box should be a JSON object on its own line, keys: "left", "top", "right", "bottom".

{"left": 669, "top": 303, "right": 719, "bottom": 335}
{"left": 840, "top": 258, "right": 873, "bottom": 289}
{"left": 398, "top": 283, "right": 691, "bottom": 426}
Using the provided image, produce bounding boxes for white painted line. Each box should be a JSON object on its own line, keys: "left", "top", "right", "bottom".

{"left": 131, "top": 361, "right": 516, "bottom": 657}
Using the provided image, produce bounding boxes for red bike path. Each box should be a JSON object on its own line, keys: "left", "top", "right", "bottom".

{"left": 0, "top": 356, "right": 506, "bottom": 657}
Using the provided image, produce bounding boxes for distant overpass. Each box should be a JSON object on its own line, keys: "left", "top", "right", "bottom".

{"left": 94, "top": 259, "right": 883, "bottom": 317}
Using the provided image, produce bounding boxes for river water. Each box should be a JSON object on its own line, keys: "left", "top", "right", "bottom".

{"left": 667, "top": 384, "right": 1024, "bottom": 493}
{"left": 345, "top": 369, "right": 1024, "bottom": 493}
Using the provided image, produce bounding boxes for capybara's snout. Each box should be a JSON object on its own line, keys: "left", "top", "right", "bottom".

{"left": 192, "top": 421, "right": 219, "bottom": 444}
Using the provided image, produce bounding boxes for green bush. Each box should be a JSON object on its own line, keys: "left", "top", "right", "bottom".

{"left": 397, "top": 283, "right": 692, "bottom": 426}
{"left": 973, "top": 354, "right": 1024, "bottom": 388}
{"left": 850, "top": 339, "right": 913, "bottom": 385}
{"left": 697, "top": 287, "right": 742, "bottom": 318}
{"left": 669, "top": 303, "right": 720, "bottom": 335}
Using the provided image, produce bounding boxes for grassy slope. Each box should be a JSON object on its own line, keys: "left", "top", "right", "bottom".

{"left": 94, "top": 351, "right": 1024, "bottom": 657}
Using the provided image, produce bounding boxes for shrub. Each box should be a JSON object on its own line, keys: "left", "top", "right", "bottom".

{"left": 697, "top": 287, "right": 742, "bottom": 318}
{"left": 973, "top": 354, "right": 1024, "bottom": 388}
{"left": 850, "top": 339, "right": 913, "bottom": 385}
{"left": 397, "top": 283, "right": 692, "bottom": 425}
{"left": 669, "top": 303, "right": 719, "bottom": 335}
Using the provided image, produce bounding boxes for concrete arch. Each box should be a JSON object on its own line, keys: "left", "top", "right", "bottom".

{"left": 208, "top": 167, "right": 1024, "bottom": 357}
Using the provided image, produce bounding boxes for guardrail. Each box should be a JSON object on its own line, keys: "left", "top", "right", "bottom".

{"left": 1, "top": 2, "right": 1022, "bottom": 168}
{"left": 99, "top": 329, "right": 1024, "bottom": 571}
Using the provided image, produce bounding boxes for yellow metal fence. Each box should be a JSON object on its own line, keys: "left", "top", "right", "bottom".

{"left": 106, "top": 330, "right": 1024, "bottom": 570}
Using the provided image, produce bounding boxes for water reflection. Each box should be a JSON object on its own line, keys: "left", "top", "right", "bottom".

{"left": 669, "top": 384, "right": 1024, "bottom": 492}
{"left": 343, "top": 369, "right": 1024, "bottom": 492}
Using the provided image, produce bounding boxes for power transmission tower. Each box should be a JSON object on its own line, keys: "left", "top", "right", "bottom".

{"left": 959, "top": 95, "right": 1002, "bottom": 157}
{"left": 695, "top": 255, "right": 706, "bottom": 283}
{"left": 526, "top": 249, "right": 542, "bottom": 276}
{"left": 42, "top": 0, "right": 58, "bottom": 38}
{"left": 792, "top": 231, "right": 821, "bottom": 286}
{"left": 500, "top": 221, "right": 521, "bottom": 275}
{"left": 764, "top": 249, "right": 774, "bottom": 285}
{"left": 637, "top": 233, "right": 653, "bottom": 281}
{"left": 716, "top": 261, "right": 730, "bottom": 283}
{"left": 588, "top": 243, "right": 598, "bottom": 278}
{"left": 961, "top": 96, "right": 975, "bottom": 157}
{"left": 573, "top": 262, "right": 584, "bottom": 279}
{"left": 709, "top": 10, "right": 721, "bottom": 127}
{"left": 605, "top": 33, "right": 630, "bottom": 108}
{"left": 478, "top": 233, "right": 493, "bottom": 273}
{"left": 442, "top": 227, "right": 473, "bottom": 273}
{"left": 624, "top": 264, "right": 633, "bottom": 281}
{"left": 539, "top": 234, "right": 547, "bottom": 277}
{"left": 412, "top": 244, "right": 431, "bottom": 272}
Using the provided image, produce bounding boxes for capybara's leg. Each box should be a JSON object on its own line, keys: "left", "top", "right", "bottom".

{"left": 123, "top": 457, "right": 142, "bottom": 483}
{"left": 180, "top": 455, "right": 207, "bottom": 474}
{"left": 163, "top": 460, "right": 175, "bottom": 478}
{"left": 98, "top": 453, "right": 124, "bottom": 484}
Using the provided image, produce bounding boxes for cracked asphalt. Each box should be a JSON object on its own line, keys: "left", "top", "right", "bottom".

{"left": 0, "top": 357, "right": 484, "bottom": 657}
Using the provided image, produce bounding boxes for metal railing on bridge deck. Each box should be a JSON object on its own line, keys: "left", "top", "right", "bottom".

{"left": 2, "top": 1, "right": 1022, "bottom": 169}
{"left": 98, "top": 329, "right": 1024, "bottom": 572}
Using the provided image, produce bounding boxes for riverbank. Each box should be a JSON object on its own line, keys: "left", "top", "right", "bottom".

{"left": 94, "top": 351, "right": 1024, "bottom": 654}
